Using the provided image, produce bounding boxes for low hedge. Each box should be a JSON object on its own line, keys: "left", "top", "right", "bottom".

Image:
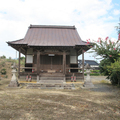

{"left": 84, "top": 73, "right": 101, "bottom": 76}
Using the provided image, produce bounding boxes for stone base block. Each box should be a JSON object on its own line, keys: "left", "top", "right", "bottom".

{"left": 8, "top": 80, "right": 20, "bottom": 87}
{"left": 83, "top": 81, "right": 94, "bottom": 88}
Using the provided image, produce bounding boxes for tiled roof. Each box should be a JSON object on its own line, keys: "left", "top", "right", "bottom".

{"left": 7, "top": 25, "right": 88, "bottom": 47}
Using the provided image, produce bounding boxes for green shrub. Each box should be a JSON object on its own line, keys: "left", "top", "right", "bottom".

{"left": 91, "top": 70, "right": 100, "bottom": 73}
{"left": 107, "top": 58, "right": 120, "bottom": 85}
{"left": 1, "top": 68, "right": 7, "bottom": 75}
{"left": 84, "top": 73, "right": 100, "bottom": 76}
{"left": 90, "top": 73, "right": 100, "bottom": 76}
{"left": 1, "top": 61, "right": 5, "bottom": 67}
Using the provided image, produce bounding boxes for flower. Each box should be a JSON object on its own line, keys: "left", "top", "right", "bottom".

{"left": 113, "top": 48, "right": 116, "bottom": 50}
{"left": 87, "top": 41, "right": 90, "bottom": 45}
{"left": 97, "top": 37, "right": 101, "bottom": 42}
{"left": 98, "top": 37, "right": 101, "bottom": 40}
{"left": 118, "top": 34, "right": 120, "bottom": 40}
{"left": 86, "top": 39, "right": 90, "bottom": 45}
{"left": 109, "top": 55, "right": 112, "bottom": 57}
{"left": 105, "top": 36, "right": 109, "bottom": 40}
{"left": 97, "top": 40, "right": 99, "bottom": 42}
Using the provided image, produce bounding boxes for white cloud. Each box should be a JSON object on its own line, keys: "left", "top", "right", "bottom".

{"left": 113, "top": 9, "right": 120, "bottom": 15}
{"left": 0, "top": 0, "right": 119, "bottom": 58}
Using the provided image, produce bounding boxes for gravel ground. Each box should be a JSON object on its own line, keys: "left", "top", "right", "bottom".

{"left": 83, "top": 76, "right": 117, "bottom": 92}
{"left": 0, "top": 77, "right": 120, "bottom": 120}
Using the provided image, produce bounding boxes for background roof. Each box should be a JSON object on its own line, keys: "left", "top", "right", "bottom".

{"left": 78, "top": 60, "right": 99, "bottom": 65}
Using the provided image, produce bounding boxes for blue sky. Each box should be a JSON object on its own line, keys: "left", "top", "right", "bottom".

{"left": 0, "top": 0, "right": 120, "bottom": 62}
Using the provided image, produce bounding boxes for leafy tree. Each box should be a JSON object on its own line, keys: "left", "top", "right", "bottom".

{"left": 20, "top": 57, "right": 25, "bottom": 60}
{"left": 107, "top": 58, "right": 120, "bottom": 85}
{"left": 89, "top": 36, "right": 120, "bottom": 85}
{"left": 1, "top": 55, "right": 6, "bottom": 59}
{"left": 88, "top": 20, "right": 120, "bottom": 85}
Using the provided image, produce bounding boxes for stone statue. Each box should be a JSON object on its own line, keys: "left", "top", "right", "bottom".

{"left": 8, "top": 63, "right": 20, "bottom": 87}
{"left": 83, "top": 63, "right": 94, "bottom": 88}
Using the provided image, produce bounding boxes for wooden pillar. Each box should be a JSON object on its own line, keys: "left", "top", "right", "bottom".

{"left": 63, "top": 51, "right": 66, "bottom": 74}
{"left": 37, "top": 51, "right": 40, "bottom": 75}
{"left": 82, "top": 49, "right": 84, "bottom": 80}
{"left": 18, "top": 48, "right": 21, "bottom": 78}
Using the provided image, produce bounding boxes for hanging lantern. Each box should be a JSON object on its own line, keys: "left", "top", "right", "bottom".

{"left": 32, "top": 69, "right": 34, "bottom": 73}
{"left": 71, "top": 76, "right": 73, "bottom": 82}
{"left": 74, "top": 76, "right": 76, "bottom": 82}
{"left": 26, "top": 75, "right": 28, "bottom": 82}
{"left": 29, "top": 75, "right": 32, "bottom": 82}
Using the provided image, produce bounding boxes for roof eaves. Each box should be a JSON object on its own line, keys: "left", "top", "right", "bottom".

{"left": 7, "top": 39, "right": 27, "bottom": 45}
{"left": 8, "top": 39, "right": 23, "bottom": 42}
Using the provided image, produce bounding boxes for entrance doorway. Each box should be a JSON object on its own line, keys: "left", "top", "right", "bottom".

{"left": 40, "top": 55, "right": 63, "bottom": 71}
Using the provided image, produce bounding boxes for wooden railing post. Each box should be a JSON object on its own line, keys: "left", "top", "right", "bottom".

{"left": 63, "top": 51, "right": 66, "bottom": 74}
{"left": 82, "top": 49, "right": 84, "bottom": 80}
{"left": 18, "top": 48, "right": 21, "bottom": 78}
{"left": 37, "top": 50, "right": 40, "bottom": 75}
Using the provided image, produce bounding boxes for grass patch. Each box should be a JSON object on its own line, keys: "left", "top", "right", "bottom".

{"left": 100, "top": 80, "right": 110, "bottom": 84}
{"left": 84, "top": 73, "right": 101, "bottom": 76}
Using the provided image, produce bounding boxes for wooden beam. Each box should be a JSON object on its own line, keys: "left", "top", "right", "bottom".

{"left": 37, "top": 51, "right": 40, "bottom": 75}
{"left": 18, "top": 48, "right": 21, "bottom": 78}
{"left": 66, "top": 67, "right": 82, "bottom": 70}
{"left": 40, "top": 51, "right": 70, "bottom": 55}
{"left": 82, "top": 49, "right": 84, "bottom": 80}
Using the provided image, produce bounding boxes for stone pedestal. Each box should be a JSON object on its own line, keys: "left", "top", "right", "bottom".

{"left": 8, "top": 68, "right": 19, "bottom": 87}
{"left": 83, "top": 69, "right": 94, "bottom": 88}
{"left": 37, "top": 75, "right": 39, "bottom": 83}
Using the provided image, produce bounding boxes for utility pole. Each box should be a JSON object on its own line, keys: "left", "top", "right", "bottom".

{"left": 16, "top": 50, "right": 17, "bottom": 60}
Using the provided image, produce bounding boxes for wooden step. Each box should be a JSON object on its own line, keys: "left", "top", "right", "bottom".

{"left": 40, "top": 73, "right": 65, "bottom": 77}
{"left": 40, "top": 77, "right": 64, "bottom": 80}
{"left": 39, "top": 80, "right": 64, "bottom": 84}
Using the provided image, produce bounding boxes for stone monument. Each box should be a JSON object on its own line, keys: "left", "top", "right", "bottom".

{"left": 83, "top": 63, "right": 94, "bottom": 88}
{"left": 8, "top": 63, "right": 20, "bottom": 87}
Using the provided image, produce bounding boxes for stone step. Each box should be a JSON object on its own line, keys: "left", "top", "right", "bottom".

{"left": 26, "top": 83, "right": 75, "bottom": 89}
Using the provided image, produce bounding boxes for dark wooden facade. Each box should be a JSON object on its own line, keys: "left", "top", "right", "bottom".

{"left": 7, "top": 25, "right": 92, "bottom": 82}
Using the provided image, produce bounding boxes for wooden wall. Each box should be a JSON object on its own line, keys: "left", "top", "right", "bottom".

{"left": 33, "top": 54, "right": 70, "bottom": 72}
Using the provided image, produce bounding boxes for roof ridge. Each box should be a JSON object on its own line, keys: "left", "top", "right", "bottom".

{"left": 29, "top": 25, "right": 76, "bottom": 29}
